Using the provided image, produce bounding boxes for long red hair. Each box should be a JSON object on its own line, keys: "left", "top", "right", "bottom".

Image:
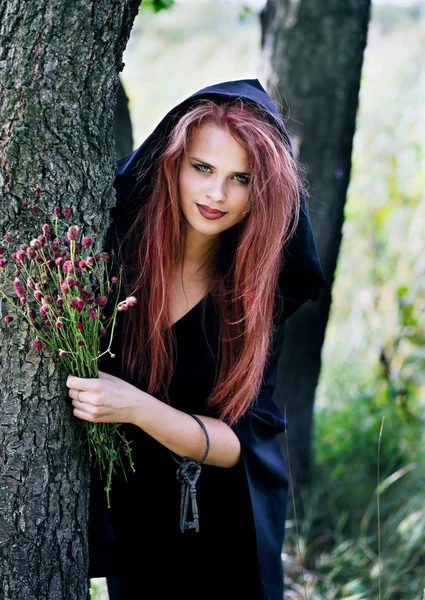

{"left": 116, "top": 98, "right": 302, "bottom": 425}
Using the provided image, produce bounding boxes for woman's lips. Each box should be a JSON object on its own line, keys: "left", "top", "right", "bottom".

{"left": 196, "top": 203, "right": 227, "bottom": 220}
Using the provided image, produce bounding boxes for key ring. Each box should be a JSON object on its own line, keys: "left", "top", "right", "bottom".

{"left": 169, "top": 414, "right": 210, "bottom": 533}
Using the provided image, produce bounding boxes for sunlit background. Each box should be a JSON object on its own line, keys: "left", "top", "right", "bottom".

{"left": 92, "top": 0, "right": 425, "bottom": 597}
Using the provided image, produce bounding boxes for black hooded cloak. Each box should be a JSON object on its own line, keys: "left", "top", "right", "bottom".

{"left": 89, "top": 79, "right": 325, "bottom": 600}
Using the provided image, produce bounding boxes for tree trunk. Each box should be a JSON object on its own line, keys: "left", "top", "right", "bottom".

{"left": 0, "top": 2, "right": 140, "bottom": 598}
{"left": 260, "top": 0, "right": 371, "bottom": 492}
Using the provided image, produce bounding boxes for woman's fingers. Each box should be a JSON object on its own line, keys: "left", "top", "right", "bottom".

{"left": 68, "top": 389, "right": 86, "bottom": 406}
{"left": 70, "top": 393, "right": 108, "bottom": 421}
{"left": 72, "top": 402, "right": 102, "bottom": 422}
{"left": 68, "top": 388, "right": 102, "bottom": 406}
{"left": 66, "top": 374, "right": 100, "bottom": 392}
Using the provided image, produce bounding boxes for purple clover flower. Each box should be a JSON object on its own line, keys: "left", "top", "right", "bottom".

{"left": 33, "top": 339, "right": 43, "bottom": 350}
{"left": 66, "top": 225, "right": 80, "bottom": 241}
{"left": 62, "top": 260, "right": 74, "bottom": 273}
{"left": 95, "top": 296, "right": 108, "bottom": 307}
{"left": 81, "top": 236, "right": 93, "bottom": 248}
{"left": 30, "top": 239, "right": 41, "bottom": 250}
{"left": 64, "top": 276, "right": 77, "bottom": 287}
{"left": 13, "top": 278, "right": 25, "bottom": 298}
{"left": 71, "top": 297, "right": 85, "bottom": 312}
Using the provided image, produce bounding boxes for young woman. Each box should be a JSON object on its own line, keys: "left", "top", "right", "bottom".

{"left": 66, "top": 79, "right": 325, "bottom": 599}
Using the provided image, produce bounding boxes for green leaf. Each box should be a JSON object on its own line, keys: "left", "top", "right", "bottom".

{"left": 141, "top": 0, "right": 175, "bottom": 13}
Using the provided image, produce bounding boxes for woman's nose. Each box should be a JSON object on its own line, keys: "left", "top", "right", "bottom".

{"left": 207, "top": 177, "right": 226, "bottom": 202}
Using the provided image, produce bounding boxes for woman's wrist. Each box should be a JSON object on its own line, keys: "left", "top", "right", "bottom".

{"left": 129, "top": 387, "right": 241, "bottom": 468}
{"left": 128, "top": 386, "right": 156, "bottom": 428}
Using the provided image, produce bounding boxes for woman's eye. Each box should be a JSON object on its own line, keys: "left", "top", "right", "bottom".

{"left": 193, "top": 163, "right": 211, "bottom": 173}
{"left": 234, "top": 174, "right": 251, "bottom": 185}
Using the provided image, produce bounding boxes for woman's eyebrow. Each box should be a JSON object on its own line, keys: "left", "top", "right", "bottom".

{"left": 189, "top": 156, "right": 251, "bottom": 176}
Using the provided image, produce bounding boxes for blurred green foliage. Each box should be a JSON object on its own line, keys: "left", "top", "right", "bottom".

{"left": 90, "top": 578, "right": 108, "bottom": 600}
{"left": 141, "top": 0, "right": 175, "bottom": 13}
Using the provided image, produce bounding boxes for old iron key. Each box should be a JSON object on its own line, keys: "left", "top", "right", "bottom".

{"left": 176, "top": 459, "right": 202, "bottom": 533}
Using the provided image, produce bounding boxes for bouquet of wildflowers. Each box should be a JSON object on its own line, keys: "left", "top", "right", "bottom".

{"left": 0, "top": 187, "right": 135, "bottom": 507}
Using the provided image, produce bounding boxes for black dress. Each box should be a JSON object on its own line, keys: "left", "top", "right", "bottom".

{"left": 89, "top": 292, "right": 289, "bottom": 600}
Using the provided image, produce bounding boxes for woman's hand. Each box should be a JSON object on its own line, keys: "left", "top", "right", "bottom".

{"left": 67, "top": 370, "right": 241, "bottom": 467}
{"left": 66, "top": 370, "right": 143, "bottom": 424}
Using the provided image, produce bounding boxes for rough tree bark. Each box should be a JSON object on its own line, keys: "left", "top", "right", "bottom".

{"left": 0, "top": 2, "right": 141, "bottom": 598}
{"left": 260, "top": 0, "right": 371, "bottom": 492}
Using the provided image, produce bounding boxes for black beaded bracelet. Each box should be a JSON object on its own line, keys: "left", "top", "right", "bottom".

{"left": 168, "top": 414, "right": 210, "bottom": 533}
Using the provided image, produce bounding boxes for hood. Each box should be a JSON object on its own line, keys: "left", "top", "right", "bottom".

{"left": 109, "top": 78, "right": 325, "bottom": 322}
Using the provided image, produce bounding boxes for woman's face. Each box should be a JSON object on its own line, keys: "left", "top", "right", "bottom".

{"left": 178, "top": 122, "right": 251, "bottom": 241}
